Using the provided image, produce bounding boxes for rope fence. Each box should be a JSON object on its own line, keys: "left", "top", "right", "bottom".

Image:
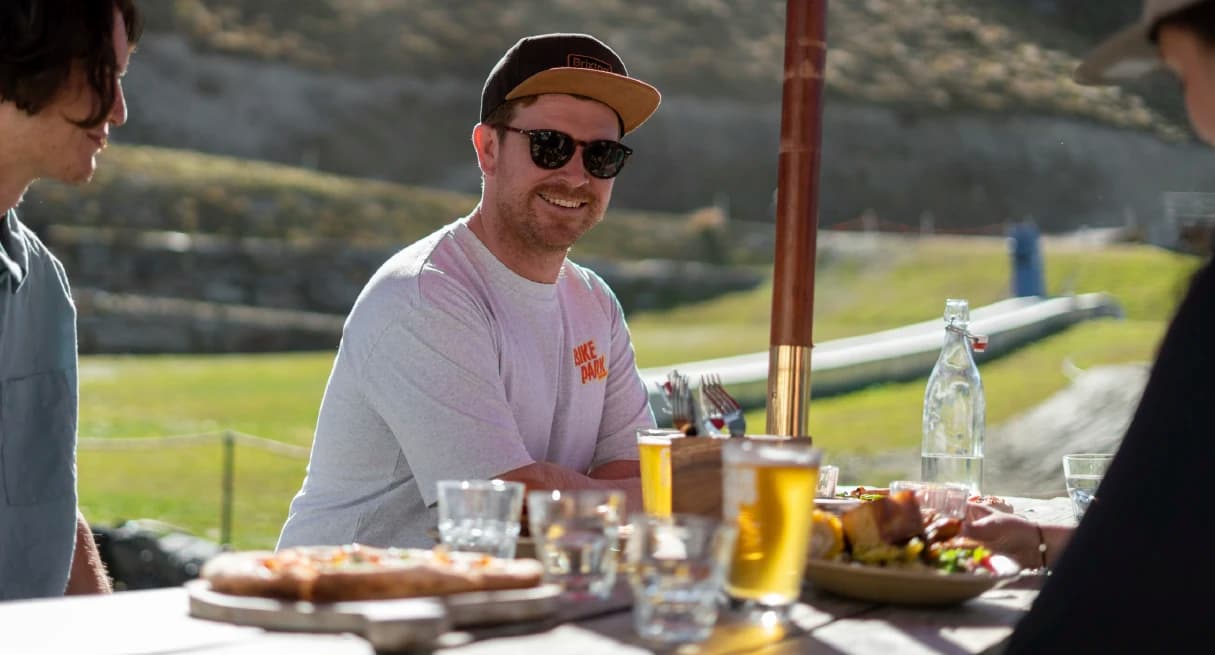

{"left": 78, "top": 430, "right": 309, "bottom": 546}
{"left": 79, "top": 431, "right": 311, "bottom": 459}
{"left": 829, "top": 214, "right": 1012, "bottom": 236}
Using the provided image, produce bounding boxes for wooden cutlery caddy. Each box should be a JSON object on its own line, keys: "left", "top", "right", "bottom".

{"left": 669, "top": 435, "right": 815, "bottom": 520}
{"left": 670, "top": 437, "right": 728, "bottom": 519}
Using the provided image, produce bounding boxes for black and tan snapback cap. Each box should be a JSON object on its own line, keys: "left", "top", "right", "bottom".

{"left": 480, "top": 33, "right": 662, "bottom": 135}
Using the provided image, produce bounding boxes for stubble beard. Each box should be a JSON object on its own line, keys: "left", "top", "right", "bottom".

{"left": 494, "top": 182, "right": 604, "bottom": 255}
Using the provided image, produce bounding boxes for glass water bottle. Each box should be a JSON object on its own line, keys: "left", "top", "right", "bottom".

{"left": 921, "top": 298, "right": 985, "bottom": 495}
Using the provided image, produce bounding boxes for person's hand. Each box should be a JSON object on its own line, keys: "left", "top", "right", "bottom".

{"left": 965, "top": 500, "right": 1000, "bottom": 523}
{"left": 962, "top": 504, "right": 1042, "bottom": 570}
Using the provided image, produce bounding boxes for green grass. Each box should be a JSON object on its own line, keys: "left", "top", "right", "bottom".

{"left": 798, "top": 318, "right": 1166, "bottom": 461}
{"left": 80, "top": 443, "right": 305, "bottom": 549}
{"left": 77, "top": 239, "right": 1203, "bottom": 548}
{"left": 629, "top": 237, "right": 1201, "bottom": 366}
{"left": 1044, "top": 245, "right": 1200, "bottom": 319}
{"left": 80, "top": 351, "right": 331, "bottom": 446}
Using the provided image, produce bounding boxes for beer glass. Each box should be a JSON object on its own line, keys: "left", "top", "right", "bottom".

{"left": 889, "top": 480, "right": 969, "bottom": 519}
{"left": 637, "top": 428, "right": 685, "bottom": 516}
{"left": 722, "top": 436, "right": 821, "bottom": 614}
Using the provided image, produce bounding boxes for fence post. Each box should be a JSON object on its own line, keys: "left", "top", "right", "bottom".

{"left": 919, "top": 211, "right": 934, "bottom": 236}
{"left": 221, "top": 431, "right": 235, "bottom": 547}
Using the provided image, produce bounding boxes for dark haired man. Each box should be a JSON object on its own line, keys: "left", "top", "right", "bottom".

{"left": 279, "top": 33, "right": 661, "bottom": 549}
{"left": 1, "top": 0, "right": 142, "bottom": 600}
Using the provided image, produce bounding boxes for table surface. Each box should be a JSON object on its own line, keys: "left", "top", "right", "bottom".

{"left": 1, "top": 496, "right": 1075, "bottom": 655}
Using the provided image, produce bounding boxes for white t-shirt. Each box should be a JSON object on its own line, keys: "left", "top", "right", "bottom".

{"left": 278, "top": 218, "right": 654, "bottom": 549}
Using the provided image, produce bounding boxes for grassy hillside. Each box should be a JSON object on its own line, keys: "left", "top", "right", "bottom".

{"left": 24, "top": 145, "right": 768, "bottom": 265}
{"left": 76, "top": 238, "right": 1204, "bottom": 548}
{"left": 140, "top": 0, "right": 1186, "bottom": 140}
{"left": 629, "top": 236, "right": 1200, "bottom": 366}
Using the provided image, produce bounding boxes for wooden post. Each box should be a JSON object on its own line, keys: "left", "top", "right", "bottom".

{"left": 669, "top": 2, "right": 829, "bottom": 516}
{"left": 220, "top": 431, "right": 235, "bottom": 547}
{"left": 767, "top": 0, "right": 828, "bottom": 439}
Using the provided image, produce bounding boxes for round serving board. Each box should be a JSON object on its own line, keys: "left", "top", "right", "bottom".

{"left": 186, "top": 579, "right": 562, "bottom": 651}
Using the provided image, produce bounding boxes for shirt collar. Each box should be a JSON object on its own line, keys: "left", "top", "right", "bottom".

{"left": 0, "top": 209, "right": 29, "bottom": 289}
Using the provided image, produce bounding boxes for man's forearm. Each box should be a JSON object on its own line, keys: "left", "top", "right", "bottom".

{"left": 500, "top": 461, "right": 643, "bottom": 514}
{"left": 588, "top": 459, "right": 640, "bottom": 480}
{"left": 66, "top": 511, "right": 112, "bottom": 595}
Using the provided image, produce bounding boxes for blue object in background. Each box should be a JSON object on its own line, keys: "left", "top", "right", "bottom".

{"left": 1010, "top": 221, "right": 1045, "bottom": 297}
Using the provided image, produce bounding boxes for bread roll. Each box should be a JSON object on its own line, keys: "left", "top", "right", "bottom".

{"left": 840, "top": 490, "right": 923, "bottom": 549}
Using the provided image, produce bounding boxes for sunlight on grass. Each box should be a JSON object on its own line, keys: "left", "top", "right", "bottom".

{"left": 801, "top": 318, "right": 1166, "bottom": 463}
{"left": 1045, "top": 245, "right": 1201, "bottom": 319}
{"left": 80, "top": 352, "right": 334, "bottom": 445}
{"left": 78, "top": 318, "right": 1166, "bottom": 549}
{"left": 630, "top": 238, "right": 1198, "bottom": 368}
{"left": 75, "top": 239, "right": 1200, "bottom": 548}
{"left": 79, "top": 442, "right": 306, "bottom": 550}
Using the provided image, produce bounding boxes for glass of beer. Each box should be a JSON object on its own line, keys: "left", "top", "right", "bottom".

{"left": 637, "top": 428, "right": 685, "bottom": 516}
{"left": 722, "top": 436, "right": 821, "bottom": 614}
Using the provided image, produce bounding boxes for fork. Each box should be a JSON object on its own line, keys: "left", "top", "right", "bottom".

{"left": 666, "top": 370, "right": 695, "bottom": 435}
{"left": 700, "top": 374, "right": 746, "bottom": 438}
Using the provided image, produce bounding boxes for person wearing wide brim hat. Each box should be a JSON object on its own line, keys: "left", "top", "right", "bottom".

{"left": 1073, "top": 0, "right": 1213, "bottom": 83}
{"left": 965, "top": 2, "right": 1215, "bottom": 652}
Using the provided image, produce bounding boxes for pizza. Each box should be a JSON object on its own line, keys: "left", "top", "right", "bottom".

{"left": 200, "top": 544, "right": 544, "bottom": 603}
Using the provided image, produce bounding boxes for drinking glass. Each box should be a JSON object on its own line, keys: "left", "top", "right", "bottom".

{"left": 890, "top": 480, "right": 970, "bottom": 519}
{"left": 816, "top": 464, "right": 840, "bottom": 498}
{"left": 722, "top": 436, "right": 821, "bottom": 616}
{"left": 637, "top": 428, "right": 685, "bottom": 516}
{"left": 626, "top": 513, "right": 737, "bottom": 644}
{"left": 1062, "top": 453, "right": 1112, "bottom": 522}
{"left": 527, "top": 489, "right": 625, "bottom": 599}
{"left": 436, "top": 479, "right": 525, "bottom": 559}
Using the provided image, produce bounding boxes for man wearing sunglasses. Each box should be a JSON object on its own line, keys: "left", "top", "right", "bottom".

{"left": 279, "top": 33, "right": 662, "bottom": 550}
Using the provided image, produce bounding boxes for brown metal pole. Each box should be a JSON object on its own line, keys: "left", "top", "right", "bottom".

{"left": 767, "top": 0, "right": 827, "bottom": 438}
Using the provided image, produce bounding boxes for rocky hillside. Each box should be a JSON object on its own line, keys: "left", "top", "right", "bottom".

{"left": 20, "top": 0, "right": 1213, "bottom": 354}
{"left": 104, "top": 0, "right": 1207, "bottom": 233}
{"left": 147, "top": 0, "right": 1179, "bottom": 137}
{"left": 22, "top": 146, "right": 768, "bottom": 353}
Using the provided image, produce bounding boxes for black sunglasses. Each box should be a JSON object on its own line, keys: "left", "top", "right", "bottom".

{"left": 500, "top": 126, "right": 633, "bottom": 179}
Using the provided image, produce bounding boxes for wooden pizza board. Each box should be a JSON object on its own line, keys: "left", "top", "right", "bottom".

{"left": 186, "top": 579, "right": 562, "bottom": 651}
{"left": 440, "top": 583, "right": 563, "bottom": 626}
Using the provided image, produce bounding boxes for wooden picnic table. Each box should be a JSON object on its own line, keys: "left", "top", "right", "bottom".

{"left": 1, "top": 496, "right": 1075, "bottom": 655}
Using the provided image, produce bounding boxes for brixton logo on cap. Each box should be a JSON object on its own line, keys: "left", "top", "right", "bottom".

{"left": 567, "top": 54, "right": 614, "bottom": 73}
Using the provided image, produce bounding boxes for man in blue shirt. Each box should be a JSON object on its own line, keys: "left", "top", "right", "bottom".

{"left": 0, "top": 0, "right": 142, "bottom": 600}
